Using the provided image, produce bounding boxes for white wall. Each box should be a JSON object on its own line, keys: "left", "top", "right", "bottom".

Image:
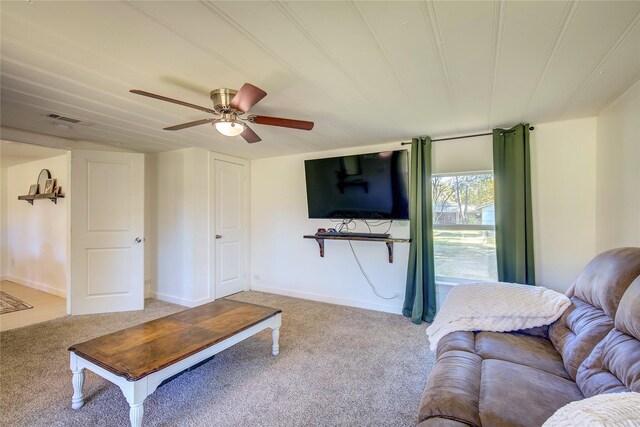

{"left": 596, "top": 80, "right": 640, "bottom": 251}
{"left": 250, "top": 119, "right": 599, "bottom": 313}
{"left": 150, "top": 149, "right": 189, "bottom": 305}
{"left": 149, "top": 148, "right": 249, "bottom": 307}
{"left": 251, "top": 142, "right": 410, "bottom": 313}
{"left": 5, "top": 155, "right": 69, "bottom": 297}
{"left": 1, "top": 165, "right": 7, "bottom": 278}
{"left": 144, "top": 153, "right": 157, "bottom": 297}
{"left": 182, "top": 148, "right": 210, "bottom": 303}
{"left": 530, "top": 118, "right": 597, "bottom": 292}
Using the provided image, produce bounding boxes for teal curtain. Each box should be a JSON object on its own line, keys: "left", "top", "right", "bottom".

{"left": 403, "top": 136, "right": 437, "bottom": 324}
{"left": 492, "top": 124, "right": 535, "bottom": 285}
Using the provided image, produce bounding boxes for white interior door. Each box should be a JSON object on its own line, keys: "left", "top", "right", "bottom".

{"left": 214, "top": 159, "right": 246, "bottom": 298}
{"left": 70, "top": 150, "right": 144, "bottom": 315}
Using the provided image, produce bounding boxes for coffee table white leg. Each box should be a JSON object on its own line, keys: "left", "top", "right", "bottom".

{"left": 129, "top": 403, "right": 143, "bottom": 427}
{"left": 70, "top": 353, "right": 85, "bottom": 410}
{"left": 271, "top": 313, "right": 282, "bottom": 356}
{"left": 121, "top": 378, "right": 148, "bottom": 427}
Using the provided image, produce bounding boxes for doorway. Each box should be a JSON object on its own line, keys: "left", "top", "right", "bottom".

{"left": 212, "top": 158, "right": 247, "bottom": 298}
{"left": 0, "top": 141, "right": 69, "bottom": 329}
{"left": 1, "top": 144, "right": 146, "bottom": 327}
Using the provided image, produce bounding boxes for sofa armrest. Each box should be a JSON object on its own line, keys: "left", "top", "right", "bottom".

{"left": 418, "top": 350, "right": 482, "bottom": 427}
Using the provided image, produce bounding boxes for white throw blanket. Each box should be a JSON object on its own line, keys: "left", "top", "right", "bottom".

{"left": 542, "top": 392, "right": 640, "bottom": 426}
{"left": 426, "top": 282, "right": 570, "bottom": 351}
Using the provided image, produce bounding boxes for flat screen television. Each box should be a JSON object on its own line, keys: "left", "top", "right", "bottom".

{"left": 304, "top": 149, "right": 410, "bottom": 220}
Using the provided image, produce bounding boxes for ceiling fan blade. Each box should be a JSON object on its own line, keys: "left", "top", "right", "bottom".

{"left": 229, "top": 83, "right": 267, "bottom": 113}
{"left": 130, "top": 89, "right": 217, "bottom": 115}
{"left": 240, "top": 124, "right": 262, "bottom": 143}
{"left": 164, "top": 118, "right": 214, "bottom": 131}
{"left": 252, "top": 115, "right": 314, "bottom": 131}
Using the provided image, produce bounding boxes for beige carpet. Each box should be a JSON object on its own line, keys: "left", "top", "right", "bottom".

{"left": 0, "top": 291, "right": 434, "bottom": 426}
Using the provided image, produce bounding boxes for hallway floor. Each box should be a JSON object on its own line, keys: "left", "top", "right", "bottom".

{"left": 0, "top": 281, "right": 66, "bottom": 332}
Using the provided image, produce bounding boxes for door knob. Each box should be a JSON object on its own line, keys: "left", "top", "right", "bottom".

{"left": 215, "top": 235, "right": 223, "bottom": 239}
{"left": 135, "top": 237, "right": 143, "bottom": 243}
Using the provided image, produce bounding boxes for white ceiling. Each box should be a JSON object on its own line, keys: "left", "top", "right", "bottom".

{"left": 0, "top": 140, "right": 67, "bottom": 168}
{"left": 1, "top": 1, "right": 639, "bottom": 160}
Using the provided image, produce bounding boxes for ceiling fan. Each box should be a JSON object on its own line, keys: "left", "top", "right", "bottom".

{"left": 130, "top": 83, "right": 314, "bottom": 143}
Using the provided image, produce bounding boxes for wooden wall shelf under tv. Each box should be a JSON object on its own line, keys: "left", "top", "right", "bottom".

{"left": 303, "top": 234, "right": 410, "bottom": 263}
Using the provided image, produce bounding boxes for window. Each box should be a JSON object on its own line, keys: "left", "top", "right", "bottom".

{"left": 432, "top": 173, "right": 497, "bottom": 281}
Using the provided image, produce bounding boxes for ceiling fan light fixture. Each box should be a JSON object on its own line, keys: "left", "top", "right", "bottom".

{"left": 214, "top": 118, "right": 246, "bottom": 137}
{"left": 130, "top": 83, "right": 314, "bottom": 143}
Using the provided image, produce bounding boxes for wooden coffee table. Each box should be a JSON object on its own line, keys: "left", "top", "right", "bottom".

{"left": 68, "top": 299, "right": 281, "bottom": 427}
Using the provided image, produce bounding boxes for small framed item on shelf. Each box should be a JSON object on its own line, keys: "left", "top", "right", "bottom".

{"left": 44, "top": 178, "right": 56, "bottom": 194}
{"left": 18, "top": 169, "right": 65, "bottom": 205}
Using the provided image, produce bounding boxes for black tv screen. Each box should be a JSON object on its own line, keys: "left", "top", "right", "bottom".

{"left": 304, "top": 149, "right": 410, "bottom": 220}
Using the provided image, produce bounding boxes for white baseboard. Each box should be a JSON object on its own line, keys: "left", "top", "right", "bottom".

{"left": 147, "top": 290, "right": 187, "bottom": 306}
{"left": 5, "top": 275, "right": 66, "bottom": 298}
{"left": 250, "top": 284, "right": 403, "bottom": 315}
{"left": 147, "top": 290, "right": 211, "bottom": 308}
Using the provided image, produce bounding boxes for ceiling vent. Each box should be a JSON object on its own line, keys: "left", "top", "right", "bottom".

{"left": 46, "top": 113, "right": 93, "bottom": 126}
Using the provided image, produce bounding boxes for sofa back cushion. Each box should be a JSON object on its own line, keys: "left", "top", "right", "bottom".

{"left": 615, "top": 274, "right": 640, "bottom": 338}
{"left": 549, "top": 247, "right": 640, "bottom": 380}
{"left": 548, "top": 299, "right": 613, "bottom": 380}
{"left": 570, "top": 248, "right": 640, "bottom": 319}
{"left": 576, "top": 275, "right": 640, "bottom": 396}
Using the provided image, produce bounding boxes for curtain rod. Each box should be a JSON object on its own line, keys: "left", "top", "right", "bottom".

{"left": 400, "top": 126, "right": 535, "bottom": 145}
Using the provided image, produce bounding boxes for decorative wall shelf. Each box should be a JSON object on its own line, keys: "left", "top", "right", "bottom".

{"left": 17, "top": 168, "right": 65, "bottom": 205}
{"left": 303, "top": 234, "right": 411, "bottom": 263}
{"left": 18, "top": 193, "right": 65, "bottom": 205}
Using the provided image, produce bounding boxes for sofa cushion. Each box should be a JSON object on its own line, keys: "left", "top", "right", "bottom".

{"left": 577, "top": 277, "right": 640, "bottom": 397}
{"left": 418, "top": 350, "right": 482, "bottom": 427}
{"left": 479, "top": 360, "right": 584, "bottom": 427}
{"left": 576, "top": 329, "right": 640, "bottom": 396}
{"left": 437, "top": 331, "right": 570, "bottom": 380}
{"left": 435, "top": 331, "right": 475, "bottom": 359}
{"left": 475, "top": 331, "right": 570, "bottom": 380}
{"left": 548, "top": 298, "right": 614, "bottom": 380}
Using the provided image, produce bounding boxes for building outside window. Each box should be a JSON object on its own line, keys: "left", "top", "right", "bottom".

{"left": 432, "top": 172, "right": 497, "bottom": 282}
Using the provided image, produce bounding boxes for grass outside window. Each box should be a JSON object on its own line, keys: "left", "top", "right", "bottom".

{"left": 433, "top": 229, "right": 497, "bottom": 281}
{"left": 432, "top": 173, "right": 498, "bottom": 281}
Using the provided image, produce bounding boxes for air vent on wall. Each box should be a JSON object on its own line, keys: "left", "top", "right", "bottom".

{"left": 45, "top": 113, "right": 93, "bottom": 126}
{"left": 47, "top": 113, "right": 81, "bottom": 123}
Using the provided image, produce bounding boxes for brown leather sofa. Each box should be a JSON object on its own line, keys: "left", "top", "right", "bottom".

{"left": 417, "top": 247, "right": 640, "bottom": 427}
